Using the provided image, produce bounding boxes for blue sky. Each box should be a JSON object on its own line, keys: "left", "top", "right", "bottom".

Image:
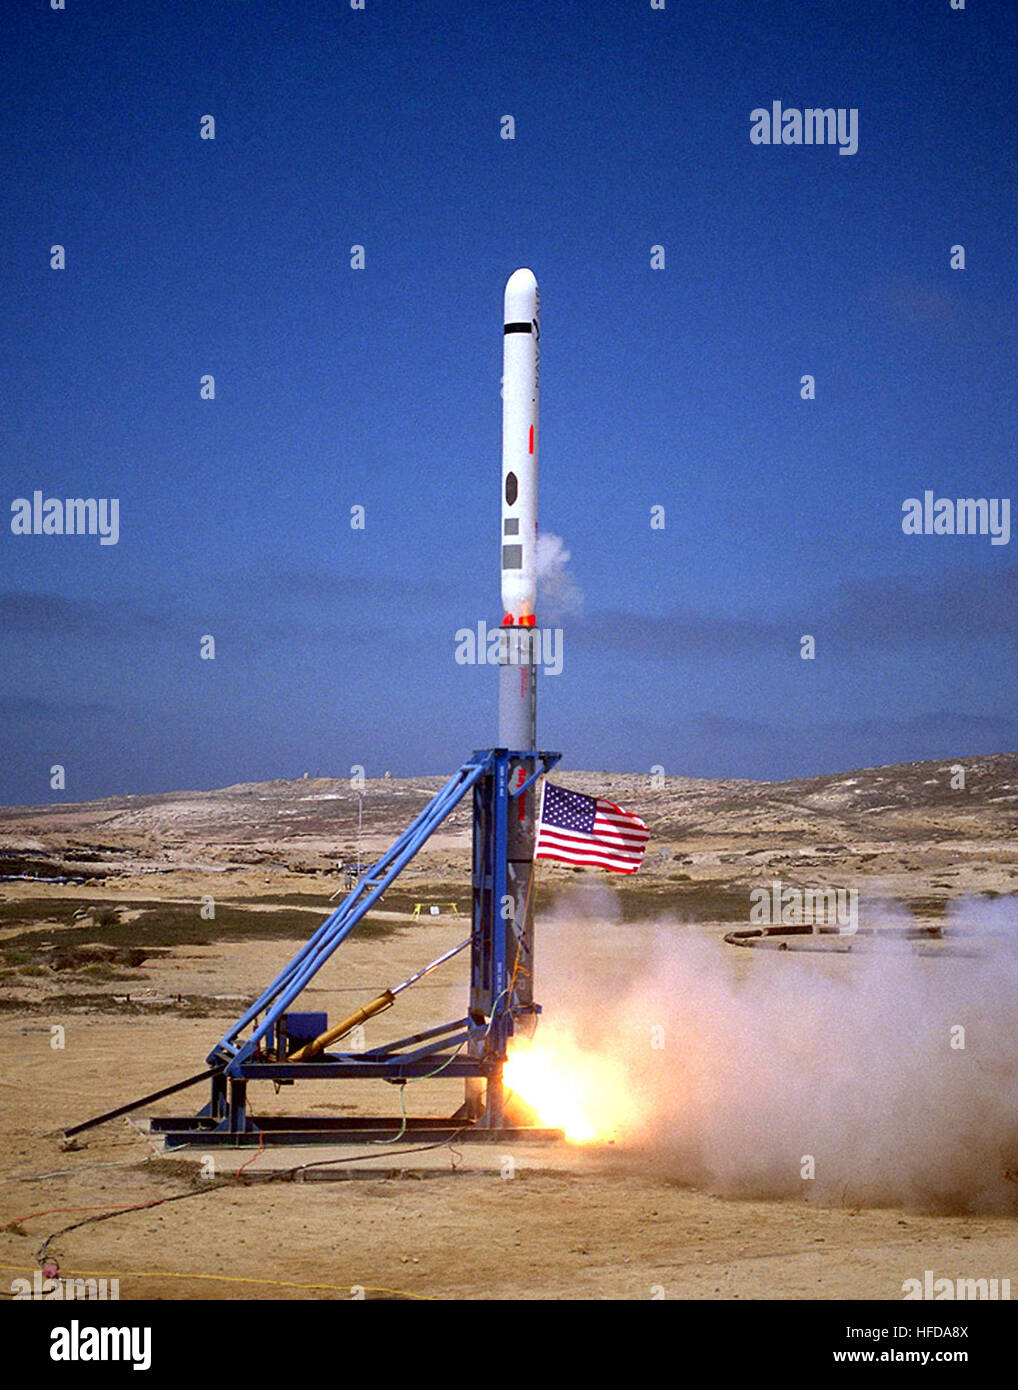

{"left": 2, "top": 0, "right": 1016, "bottom": 804}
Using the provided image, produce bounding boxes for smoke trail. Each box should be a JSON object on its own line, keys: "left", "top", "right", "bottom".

{"left": 536, "top": 532, "right": 583, "bottom": 621}
{"left": 536, "top": 890, "right": 1018, "bottom": 1213}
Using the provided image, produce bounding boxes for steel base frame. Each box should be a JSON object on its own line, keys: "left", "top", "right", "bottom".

{"left": 159, "top": 748, "right": 561, "bottom": 1147}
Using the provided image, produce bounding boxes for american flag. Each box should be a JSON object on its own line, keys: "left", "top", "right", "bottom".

{"left": 535, "top": 782, "right": 649, "bottom": 874}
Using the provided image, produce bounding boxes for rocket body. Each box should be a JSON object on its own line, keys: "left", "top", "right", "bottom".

{"left": 501, "top": 269, "right": 539, "bottom": 626}
{"left": 469, "top": 268, "right": 543, "bottom": 1125}
{"left": 498, "top": 269, "right": 540, "bottom": 1025}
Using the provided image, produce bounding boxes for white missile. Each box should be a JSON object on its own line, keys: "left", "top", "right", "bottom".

{"left": 501, "top": 268, "right": 539, "bottom": 627}
{"left": 497, "top": 270, "right": 540, "bottom": 1020}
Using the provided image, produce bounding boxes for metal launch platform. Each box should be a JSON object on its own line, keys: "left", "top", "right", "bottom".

{"left": 66, "top": 745, "right": 563, "bottom": 1147}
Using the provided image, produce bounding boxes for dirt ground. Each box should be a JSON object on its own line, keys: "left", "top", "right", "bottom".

{"left": 1, "top": 758, "right": 1016, "bottom": 1300}
{"left": 0, "top": 917, "right": 1014, "bottom": 1301}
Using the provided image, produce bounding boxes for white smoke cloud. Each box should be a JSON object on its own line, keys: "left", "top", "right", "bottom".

{"left": 536, "top": 532, "right": 583, "bottom": 622}
{"left": 536, "top": 890, "right": 1018, "bottom": 1214}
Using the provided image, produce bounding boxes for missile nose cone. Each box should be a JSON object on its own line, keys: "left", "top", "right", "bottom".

{"left": 504, "top": 267, "right": 539, "bottom": 323}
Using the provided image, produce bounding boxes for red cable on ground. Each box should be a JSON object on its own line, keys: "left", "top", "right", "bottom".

{"left": 235, "top": 1127, "right": 264, "bottom": 1177}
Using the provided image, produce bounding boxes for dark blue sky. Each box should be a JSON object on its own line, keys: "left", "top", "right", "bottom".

{"left": 2, "top": 1, "right": 1016, "bottom": 804}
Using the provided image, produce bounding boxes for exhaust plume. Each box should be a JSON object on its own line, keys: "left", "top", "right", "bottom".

{"left": 535, "top": 890, "right": 1018, "bottom": 1213}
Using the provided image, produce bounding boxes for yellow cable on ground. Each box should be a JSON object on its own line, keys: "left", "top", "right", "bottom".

{"left": 0, "top": 1262, "right": 432, "bottom": 1300}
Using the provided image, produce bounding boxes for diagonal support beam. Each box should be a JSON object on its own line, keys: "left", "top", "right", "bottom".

{"left": 209, "top": 751, "right": 494, "bottom": 1066}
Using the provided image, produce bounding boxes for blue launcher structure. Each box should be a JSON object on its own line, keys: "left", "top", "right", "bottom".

{"left": 149, "top": 746, "right": 561, "bottom": 1146}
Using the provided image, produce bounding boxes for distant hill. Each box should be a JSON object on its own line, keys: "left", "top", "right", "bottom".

{"left": 1, "top": 754, "right": 1015, "bottom": 890}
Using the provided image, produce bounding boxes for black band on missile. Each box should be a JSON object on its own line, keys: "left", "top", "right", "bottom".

{"left": 504, "top": 322, "right": 533, "bottom": 334}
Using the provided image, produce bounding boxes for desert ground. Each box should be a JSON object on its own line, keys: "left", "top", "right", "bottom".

{"left": 1, "top": 755, "right": 1016, "bottom": 1300}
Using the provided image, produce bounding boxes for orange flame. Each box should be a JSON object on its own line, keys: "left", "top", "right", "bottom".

{"left": 502, "top": 1029, "right": 637, "bottom": 1144}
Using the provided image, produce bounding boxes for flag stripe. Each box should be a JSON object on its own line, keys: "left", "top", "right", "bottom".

{"left": 537, "top": 839, "right": 644, "bottom": 860}
{"left": 544, "top": 826, "right": 647, "bottom": 846}
{"left": 538, "top": 830, "right": 646, "bottom": 853}
{"left": 536, "top": 845, "right": 639, "bottom": 867}
{"left": 535, "top": 835, "right": 643, "bottom": 857}
{"left": 536, "top": 842, "right": 643, "bottom": 862}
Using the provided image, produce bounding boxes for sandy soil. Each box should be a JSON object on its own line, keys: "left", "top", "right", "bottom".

{"left": 1, "top": 758, "right": 1016, "bottom": 1300}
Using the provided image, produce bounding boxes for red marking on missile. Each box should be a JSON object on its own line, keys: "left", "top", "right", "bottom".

{"left": 528, "top": 426, "right": 534, "bottom": 454}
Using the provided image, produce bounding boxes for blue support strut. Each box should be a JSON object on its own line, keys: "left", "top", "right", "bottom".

{"left": 209, "top": 751, "right": 495, "bottom": 1067}
{"left": 181, "top": 748, "right": 561, "bottom": 1141}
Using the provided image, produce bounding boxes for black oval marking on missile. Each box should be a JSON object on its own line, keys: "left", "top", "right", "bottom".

{"left": 504, "top": 322, "right": 533, "bottom": 334}
{"left": 505, "top": 472, "right": 518, "bottom": 505}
